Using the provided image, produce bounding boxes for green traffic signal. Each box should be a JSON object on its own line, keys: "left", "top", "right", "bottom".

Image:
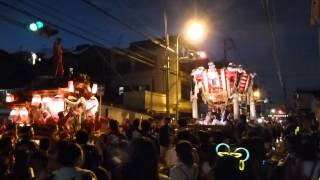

{"left": 29, "top": 21, "right": 44, "bottom": 32}
{"left": 36, "top": 21, "right": 44, "bottom": 29}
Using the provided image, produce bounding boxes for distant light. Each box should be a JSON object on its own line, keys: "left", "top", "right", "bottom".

{"left": 263, "top": 98, "right": 268, "bottom": 103}
{"left": 31, "top": 52, "right": 37, "bottom": 65}
{"left": 29, "top": 23, "right": 38, "bottom": 31}
{"left": 271, "top": 109, "right": 276, "bottom": 113}
{"left": 278, "top": 109, "right": 284, "bottom": 114}
{"left": 257, "top": 118, "right": 263, "bottom": 124}
{"left": 197, "top": 51, "right": 207, "bottom": 59}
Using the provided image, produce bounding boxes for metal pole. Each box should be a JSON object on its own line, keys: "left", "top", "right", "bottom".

{"left": 175, "top": 35, "right": 180, "bottom": 121}
{"left": 166, "top": 56, "right": 170, "bottom": 116}
{"left": 164, "top": 11, "right": 170, "bottom": 117}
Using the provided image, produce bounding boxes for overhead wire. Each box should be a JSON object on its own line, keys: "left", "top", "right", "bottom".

{"left": 32, "top": 0, "right": 112, "bottom": 36}
{"left": 260, "top": 0, "right": 287, "bottom": 103}
{"left": 26, "top": 0, "right": 158, "bottom": 65}
{"left": 10, "top": 0, "right": 155, "bottom": 66}
{"left": 81, "top": 0, "right": 176, "bottom": 53}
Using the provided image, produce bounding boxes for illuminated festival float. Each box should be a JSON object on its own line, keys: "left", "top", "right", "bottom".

{"left": 6, "top": 75, "right": 102, "bottom": 134}
{"left": 191, "top": 62, "right": 256, "bottom": 125}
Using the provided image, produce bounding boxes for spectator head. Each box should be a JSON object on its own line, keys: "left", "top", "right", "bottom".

{"left": 19, "top": 126, "right": 34, "bottom": 140}
{"left": 198, "top": 130, "right": 209, "bottom": 144}
{"left": 175, "top": 140, "right": 194, "bottom": 166}
{"left": 141, "top": 120, "right": 151, "bottom": 133}
{"left": 57, "top": 142, "right": 83, "bottom": 167}
{"left": 133, "top": 118, "right": 140, "bottom": 129}
{"left": 178, "top": 118, "right": 188, "bottom": 128}
{"left": 109, "top": 119, "right": 119, "bottom": 132}
{"left": 161, "top": 117, "right": 171, "bottom": 126}
{"left": 55, "top": 37, "right": 62, "bottom": 44}
{"left": 75, "top": 129, "right": 89, "bottom": 145}
{"left": 82, "top": 145, "right": 101, "bottom": 169}
{"left": 58, "top": 112, "right": 64, "bottom": 119}
{"left": 127, "top": 137, "right": 158, "bottom": 180}
{"left": 214, "top": 156, "right": 240, "bottom": 180}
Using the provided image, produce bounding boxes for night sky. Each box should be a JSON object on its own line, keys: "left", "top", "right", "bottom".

{"left": 0, "top": 0, "right": 319, "bottom": 105}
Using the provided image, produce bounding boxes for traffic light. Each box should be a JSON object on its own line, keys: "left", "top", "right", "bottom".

{"left": 29, "top": 21, "right": 44, "bottom": 31}
{"left": 28, "top": 21, "right": 58, "bottom": 38}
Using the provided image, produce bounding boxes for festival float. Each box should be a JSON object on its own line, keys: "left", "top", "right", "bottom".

{"left": 5, "top": 75, "right": 101, "bottom": 136}
{"left": 190, "top": 62, "right": 256, "bottom": 125}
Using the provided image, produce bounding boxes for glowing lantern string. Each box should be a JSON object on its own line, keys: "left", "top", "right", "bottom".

{"left": 215, "top": 143, "right": 250, "bottom": 171}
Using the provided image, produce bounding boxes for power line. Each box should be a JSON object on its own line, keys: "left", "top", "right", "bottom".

{"left": 260, "top": 0, "right": 287, "bottom": 104}
{"left": 16, "top": 0, "right": 112, "bottom": 45}
{"left": 32, "top": 0, "right": 111, "bottom": 36}
{"left": 28, "top": 0, "right": 160, "bottom": 64}
{"left": 0, "top": 0, "right": 105, "bottom": 46}
{"left": 1, "top": 0, "right": 156, "bottom": 67}
{"left": 81, "top": 0, "right": 176, "bottom": 53}
{"left": 116, "top": 0, "right": 162, "bottom": 39}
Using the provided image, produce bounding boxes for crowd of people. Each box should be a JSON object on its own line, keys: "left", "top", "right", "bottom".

{"left": 0, "top": 112, "right": 319, "bottom": 180}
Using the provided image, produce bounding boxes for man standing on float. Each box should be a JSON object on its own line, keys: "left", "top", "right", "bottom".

{"left": 53, "top": 38, "right": 64, "bottom": 79}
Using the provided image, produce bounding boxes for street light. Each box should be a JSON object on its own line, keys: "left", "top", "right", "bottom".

{"left": 175, "top": 19, "right": 206, "bottom": 121}
{"left": 253, "top": 90, "right": 261, "bottom": 99}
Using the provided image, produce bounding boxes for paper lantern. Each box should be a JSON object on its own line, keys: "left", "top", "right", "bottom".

{"left": 50, "top": 95, "right": 65, "bottom": 116}
{"left": 92, "top": 83, "right": 98, "bottom": 94}
{"left": 6, "top": 93, "right": 14, "bottom": 103}
{"left": 85, "top": 96, "right": 99, "bottom": 114}
{"left": 68, "top": 81, "right": 74, "bottom": 93}
{"left": 9, "top": 107, "right": 19, "bottom": 116}
{"left": 19, "top": 107, "right": 29, "bottom": 117}
{"left": 9, "top": 107, "right": 20, "bottom": 122}
{"left": 31, "top": 94, "right": 42, "bottom": 106}
{"left": 42, "top": 96, "right": 52, "bottom": 105}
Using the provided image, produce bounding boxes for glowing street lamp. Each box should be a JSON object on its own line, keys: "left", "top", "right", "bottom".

{"left": 185, "top": 20, "right": 206, "bottom": 44}
{"left": 253, "top": 90, "right": 261, "bottom": 99}
{"left": 175, "top": 19, "right": 206, "bottom": 120}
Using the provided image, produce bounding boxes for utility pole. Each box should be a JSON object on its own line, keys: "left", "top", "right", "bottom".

{"left": 164, "top": 11, "right": 170, "bottom": 117}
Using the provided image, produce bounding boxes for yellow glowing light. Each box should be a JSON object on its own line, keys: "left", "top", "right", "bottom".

{"left": 239, "top": 160, "right": 245, "bottom": 171}
{"left": 253, "top": 90, "right": 260, "bottom": 98}
{"left": 216, "top": 143, "right": 250, "bottom": 171}
{"left": 185, "top": 20, "right": 206, "bottom": 43}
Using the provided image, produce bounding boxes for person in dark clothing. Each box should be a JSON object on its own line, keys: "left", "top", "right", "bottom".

{"left": 176, "top": 118, "right": 198, "bottom": 145}
{"left": 76, "top": 129, "right": 89, "bottom": 146}
{"left": 122, "top": 137, "right": 162, "bottom": 180}
{"left": 142, "top": 120, "right": 160, "bottom": 157}
{"left": 82, "top": 145, "right": 111, "bottom": 180}
{"left": 159, "top": 117, "right": 171, "bottom": 163}
{"left": 126, "top": 118, "right": 142, "bottom": 140}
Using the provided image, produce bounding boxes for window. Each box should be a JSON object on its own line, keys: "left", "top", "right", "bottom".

{"left": 119, "top": 86, "right": 124, "bottom": 95}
